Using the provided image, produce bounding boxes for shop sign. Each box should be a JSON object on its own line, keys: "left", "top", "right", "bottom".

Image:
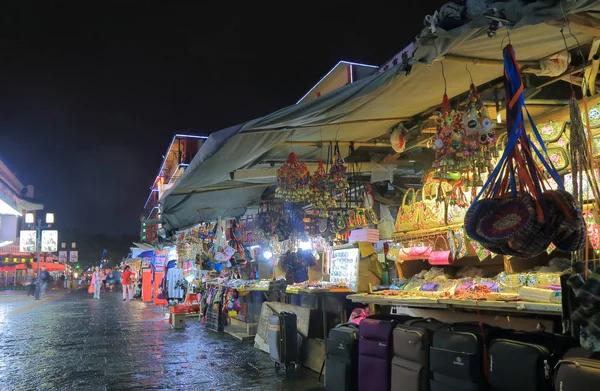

{"left": 41, "top": 230, "right": 58, "bottom": 252}
{"left": 154, "top": 250, "right": 167, "bottom": 271}
{"left": 142, "top": 257, "right": 152, "bottom": 268}
{"left": 58, "top": 251, "right": 68, "bottom": 263}
{"left": 69, "top": 251, "right": 78, "bottom": 263}
{"left": 19, "top": 230, "right": 36, "bottom": 252}
{"left": 3, "top": 257, "right": 33, "bottom": 263}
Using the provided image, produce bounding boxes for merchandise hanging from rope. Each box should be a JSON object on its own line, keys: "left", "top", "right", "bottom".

{"left": 432, "top": 64, "right": 498, "bottom": 184}
{"left": 464, "top": 44, "right": 585, "bottom": 257}
{"left": 275, "top": 152, "right": 310, "bottom": 202}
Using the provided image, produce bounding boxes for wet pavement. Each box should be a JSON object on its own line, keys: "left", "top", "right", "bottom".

{"left": 0, "top": 288, "right": 325, "bottom": 391}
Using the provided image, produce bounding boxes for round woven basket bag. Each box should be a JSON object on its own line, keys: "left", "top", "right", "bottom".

{"left": 475, "top": 193, "right": 542, "bottom": 246}
{"left": 465, "top": 198, "right": 501, "bottom": 248}
{"left": 545, "top": 189, "right": 586, "bottom": 252}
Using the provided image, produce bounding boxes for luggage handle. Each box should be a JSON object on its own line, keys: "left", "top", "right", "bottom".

{"left": 404, "top": 317, "right": 438, "bottom": 327}
{"left": 335, "top": 322, "right": 359, "bottom": 329}
{"left": 447, "top": 321, "right": 488, "bottom": 330}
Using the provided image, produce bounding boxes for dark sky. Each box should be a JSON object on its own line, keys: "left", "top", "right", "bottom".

{"left": 0, "top": 1, "right": 447, "bottom": 235}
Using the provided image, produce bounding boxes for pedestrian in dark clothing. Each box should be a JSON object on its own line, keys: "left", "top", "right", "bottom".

{"left": 39, "top": 266, "right": 50, "bottom": 297}
{"left": 25, "top": 269, "right": 36, "bottom": 297}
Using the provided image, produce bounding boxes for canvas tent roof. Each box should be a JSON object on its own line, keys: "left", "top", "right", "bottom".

{"left": 160, "top": 0, "right": 600, "bottom": 232}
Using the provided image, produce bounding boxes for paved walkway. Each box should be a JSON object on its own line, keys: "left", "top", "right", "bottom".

{"left": 0, "top": 289, "right": 324, "bottom": 391}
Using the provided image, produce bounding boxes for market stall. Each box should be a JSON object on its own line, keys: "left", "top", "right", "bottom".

{"left": 149, "top": 0, "right": 600, "bottom": 377}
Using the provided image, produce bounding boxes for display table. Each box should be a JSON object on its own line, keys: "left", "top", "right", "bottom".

{"left": 347, "top": 294, "right": 562, "bottom": 316}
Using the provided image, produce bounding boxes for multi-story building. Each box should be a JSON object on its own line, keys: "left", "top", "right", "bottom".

{"left": 0, "top": 156, "right": 51, "bottom": 276}
{"left": 142, "top": 134, "right": 207, "bottom": 241}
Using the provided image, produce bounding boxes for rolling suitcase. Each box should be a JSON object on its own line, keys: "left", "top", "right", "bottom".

{"left": 430, "top": 322, "right": 502, "bottom": 391}
{"left": 391, "top": 318, "right": 447, "bottom": 391}
{"left": 268, "top": 311, "right": 299, "bottom": 371}
{"left": 325, "top": 323, "right": 359, "bottom": 391}
{"left": 554, "top": 348, "right": 600, "bottom": 391}
{"left": 359, "top": 315, "right": 415, "bottom": 391}
{"left": 489, "top": 332, "right": 577, "bottom": 391}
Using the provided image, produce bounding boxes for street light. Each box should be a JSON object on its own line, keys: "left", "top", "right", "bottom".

{"left": 25, "top": 212, "right": 56, "bottom": 300}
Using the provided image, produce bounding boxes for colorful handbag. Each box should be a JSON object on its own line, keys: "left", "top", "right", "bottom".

{"left": 396, "top": 244, "right": 433, "bottom": 261}
{"left": 428, "top": 236, "right": 454, "bottom": 265}
{"left": 421, "top": 182, "right": 446, "bottom": 229}
{"left": 395, "top": 188, "right": 422, "bottom": 232}
{"left": 446, "top": 186, "right": 470, "bottom": 225}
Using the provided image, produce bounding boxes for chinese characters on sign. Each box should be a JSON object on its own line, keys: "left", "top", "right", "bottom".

{"left": 58, "top": 251, "right": 68, "bottom": 263}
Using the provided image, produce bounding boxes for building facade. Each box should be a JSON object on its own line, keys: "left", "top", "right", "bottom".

{"left": 142, "top": 134, "right": 208, "bottom": 241}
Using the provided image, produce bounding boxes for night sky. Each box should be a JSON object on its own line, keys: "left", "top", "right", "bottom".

{"left": 0, "top": 1, "right": 447, "bottom": 235}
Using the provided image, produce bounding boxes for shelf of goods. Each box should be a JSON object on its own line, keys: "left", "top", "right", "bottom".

{"left": 347, "top": 293, "right": 562, "bottom": 315}
{"left": 205, "top": 279, "right": 285, "bottom": 292}
{"left": 285, "top": 280, "right": 352, "bottom": 295}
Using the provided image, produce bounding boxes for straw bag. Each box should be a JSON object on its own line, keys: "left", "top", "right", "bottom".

{"left": 421, "top": 182, "right": 446, "bottom": 229}
{"left": 395, "top": 188, "right": 422, "bottom": 232}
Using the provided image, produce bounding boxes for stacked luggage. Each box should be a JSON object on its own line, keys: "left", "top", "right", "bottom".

{"left": 489, "top": 332, "right": 576, "bottom": 391}
{"left": 429, "top": 322, "right": 502, "bottom": 391}
{"left": 554, "top": 348, "right": 600, "bottom": 391}
{"left": 358, "top": 315, "right": 416, "bottom": 391}
{"left": 323, "top": 314, "right": 600, "bottom": 391}
{"left": 325, "top": 323, "right": 360, "bottom": 391}
{"left": 391, "top": 318, "right": 447, "bottom": 391}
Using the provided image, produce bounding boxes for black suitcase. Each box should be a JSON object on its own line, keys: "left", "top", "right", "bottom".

{"left": 391, "top": 318, "right": 447, "bottom": 391}
{"left": 489, "top": 332, "right": 577, "bottom": 391}
{"left": 430, "top": 322, "right": 502, "bottom": 391}
{"left": 554, "top": 348, "right": 600, "bottom": 391}
{"left": 268, "top": 312, "right": 299, "bottom": 371}
{"left": 325, "top": 323, "right": 359, "bottom": 391}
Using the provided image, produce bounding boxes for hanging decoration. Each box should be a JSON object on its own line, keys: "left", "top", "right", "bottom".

{"left": 309, "top": 160, "right": 336, "bottom": 213}
{"left": 275, "top": 152, "right": 310, "bottom": 202}
{"left": 465, "top": 44, "right": 585, "bottom": 258}
{"left": 390, "top": 128, "right": 407, "bottom": 153}
{"left": 432, "top": 90, "right": 465, "bottom": 178}
{"left": 432, "top": 64, "right": 497, "bottom": 186}
{"left": 329, "top": 142, "right": 349, "bottom": 193}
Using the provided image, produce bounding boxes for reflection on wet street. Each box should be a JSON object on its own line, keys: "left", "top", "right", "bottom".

{"left": 0, "top": 289, "right": 325, "bottom": 391}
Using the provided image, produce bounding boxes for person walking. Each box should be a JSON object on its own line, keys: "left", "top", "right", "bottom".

{"left": 60, "top": 273, "right": 67, "bottom": 289}
{"left": 24, "top": 269, "right": 36, "bottom": 297}
{"left": 91, "top": 267, "right": 103, "bottom": 299}
{"left": 39, "top": 266, "right": 50, "bottom": 298}
{"left": 121, "top": 266, "right": 133, "bottom": 301}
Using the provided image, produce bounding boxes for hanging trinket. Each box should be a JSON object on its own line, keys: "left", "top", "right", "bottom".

{"left": 275, "top": 152, "right": 310, "bottom": 202}
{"left": 309, "top": 160, "right": 336, "bottom": 212}
{"left": 329, "top": 142, "right": 349, "bottom": 192}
